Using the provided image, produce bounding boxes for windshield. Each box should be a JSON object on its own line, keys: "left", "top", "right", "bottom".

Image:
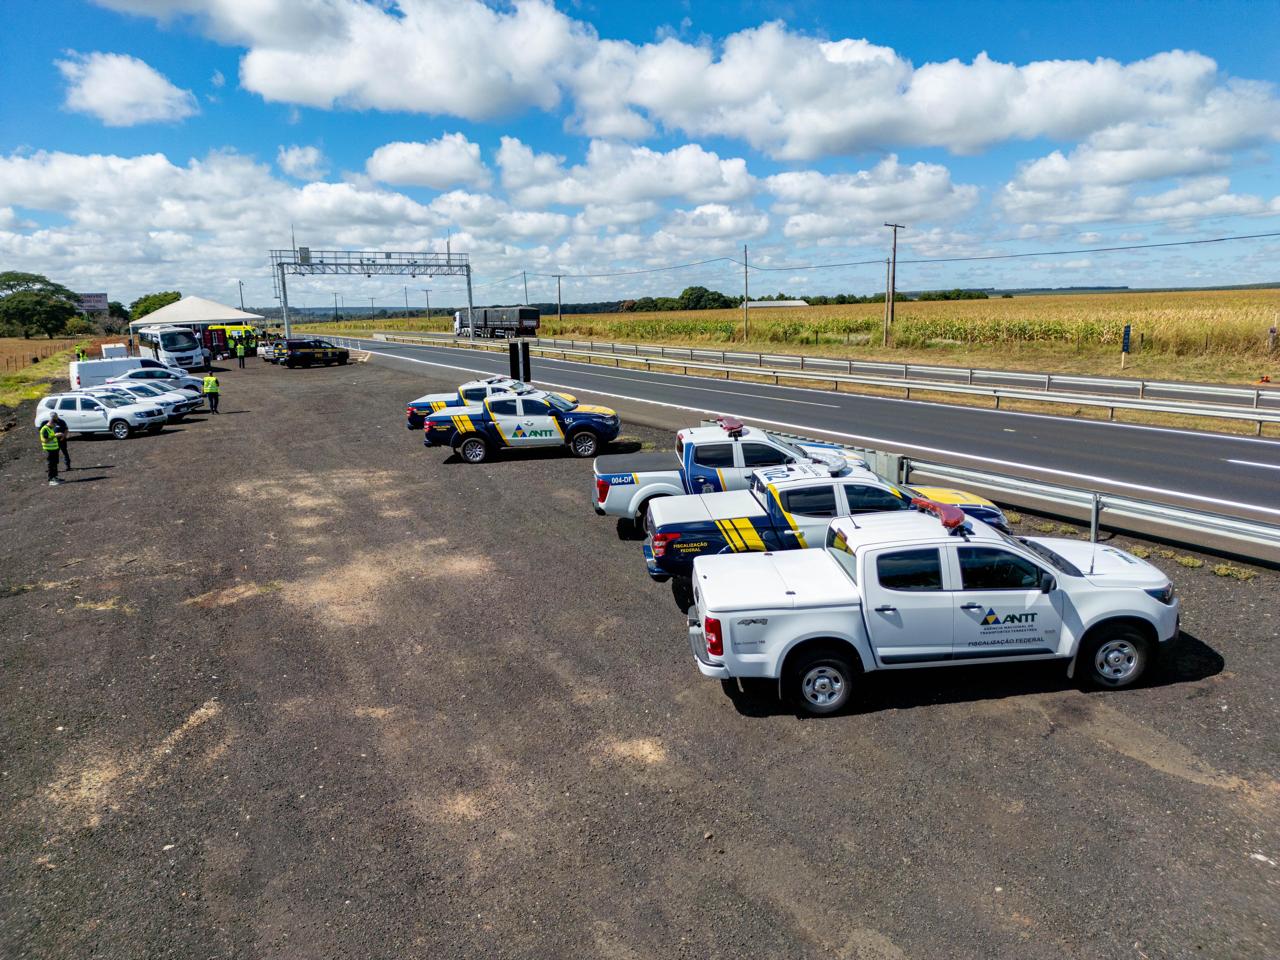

{"left": 159, "top": 331, "right": 199, "bottom": 352}
{"left": 127, "top": 384, "right": 163, "bottom": 396}
{"left": 99, "top": 396, "right": 128, "bottom": 409}
{"left": 997, "top": 531, "right": 1083, "bottom": 577}
{"left": 546, "top": 393, "right": 576, "bottom": 412}
{"left": 766, "top": 433, "right": 811, "bottom": 461}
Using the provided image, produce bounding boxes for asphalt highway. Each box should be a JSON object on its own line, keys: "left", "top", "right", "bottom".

{"left": 337, "top": 336, "right": 1280, "bottom": 518}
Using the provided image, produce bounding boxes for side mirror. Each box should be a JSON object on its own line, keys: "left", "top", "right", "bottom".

{"left": 1039, "top": 572, "right": 1056, "bottom": 594}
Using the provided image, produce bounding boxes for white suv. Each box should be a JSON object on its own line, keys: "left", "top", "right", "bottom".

{"left": 35, "top": 392, "right": 167, "bottom": 439}
{"left": 93, "top": 381, "right": 200, "bottom": 418}
{"left": 107, "top": 368, "right": 203, "bottom": 395}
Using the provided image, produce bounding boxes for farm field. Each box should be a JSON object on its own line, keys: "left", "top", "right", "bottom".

{"left": 0, "top": 339, "right": 96, "bottom": 409}
{"left": 0, "top": 337, "right": 84, "bottom": 374}
{"left": 309, "top": 288, "right": 1280, "bottom": 385}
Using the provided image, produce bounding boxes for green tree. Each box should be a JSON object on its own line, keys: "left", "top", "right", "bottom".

{"left": 0, "top": 290, "right": 77, "bottom": 338}
{"left": 129, "top": 290, "right": 181, "bottom": 320}
{"left": 108, "top": 300, "right": 129, "bottom": 321}
{"left": 0, "top": 271, "right": 76, "bottom": 301}
{"left": 65, "top": 315, "right": 96, "bottom": 336}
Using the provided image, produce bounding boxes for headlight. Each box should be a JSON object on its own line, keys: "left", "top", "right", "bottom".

{"left": 1144, "top": 583, "right": 1176, "bottom": 604}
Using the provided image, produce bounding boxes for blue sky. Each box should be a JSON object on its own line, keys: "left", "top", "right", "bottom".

{"left": 1, "top": 0, "right": 1277, "bottom": 308}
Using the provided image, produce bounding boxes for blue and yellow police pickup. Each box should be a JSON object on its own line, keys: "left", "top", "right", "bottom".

{"left": 406, "top": 377, "right": 577, "bottom": 429}
{"left": 423, "top": 390, "right": 620, "bottom": 463}
{"left": 644, "top": 462, "right": 1009, "bottom": 597}
{"left": 592, "top": 417, "right": 849, "bottom": 532}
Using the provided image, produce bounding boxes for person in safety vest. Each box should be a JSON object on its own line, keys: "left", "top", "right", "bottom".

{"left": 203, "top": 372, "right": 220, "bottom": 414}
{"left": 40, "top": 418, "right": 66, "bottom": 485}
{"left": 235, "top": 338, "right": 246, "bottom": 369}
{"left": 49, "top": 411, "right": 71, "bottom": 470}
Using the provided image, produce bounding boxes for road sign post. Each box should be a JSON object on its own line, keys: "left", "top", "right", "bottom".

{"left": 1121, "top": 324, "right": 1131, "bottom": 369}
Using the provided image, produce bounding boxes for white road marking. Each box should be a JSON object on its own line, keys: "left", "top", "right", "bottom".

{"left": 354, "top": 342, "right": 1280, "bottom": 515}
{"left": 361, "top": 337, "right": 1280, "bottom": 448}
{"left": 1227, "top": 458, "right": 1280, "bottom": 471}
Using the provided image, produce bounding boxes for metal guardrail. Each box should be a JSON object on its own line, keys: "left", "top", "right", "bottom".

{"left": 324, "top": 330, "right": 1280, "bottom": 411}
{"left": 363, "top": 334, "right": 1280, "bottom": 432}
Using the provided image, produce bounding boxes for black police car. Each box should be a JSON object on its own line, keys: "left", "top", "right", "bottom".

{"left": 280, "top": 338, "right": 350, "bottom": 368}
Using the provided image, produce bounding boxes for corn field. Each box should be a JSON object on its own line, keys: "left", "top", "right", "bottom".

{"left": 312, "top": 288, "right": 1280, "bottom": 357}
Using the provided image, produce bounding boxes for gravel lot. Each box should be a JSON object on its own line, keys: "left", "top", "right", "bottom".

{"left": 2, "top": 357, "right": 1277, "bottom": 960}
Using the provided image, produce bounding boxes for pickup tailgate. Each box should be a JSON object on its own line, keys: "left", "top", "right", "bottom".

{"left": 694, "top": 550, "right": 858, "bottom": 613}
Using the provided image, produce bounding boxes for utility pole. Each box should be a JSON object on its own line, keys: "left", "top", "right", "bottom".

{"left": 332, "top": 292, "right": 338, "bottom": 322}
{"left": 742, "top": 244, "right": 750, "bottom": 343}
{"left": 555, "top": 275, "right": 563, "bottom": 326}
{"left": 237, "top": 279, "right": 245, "bottom": 311}
{"left": 465, "top": 265, "right": 475, "bottom": 341}
{"left": 278, "top": 263, "right": 291, "bottom": 337}
{"left": 882, "top": 259, "right": 891, "bottom": 347}
{"left": 884, "top": 222, "right": 904, "bottom": 341}
{"left": 404, "top": 285, "right": 409, "bottom": 314}
{"left": 523, "top": 270, "right": 529, "bottom": 305}
{"left": 369, "top": 297, "right": 375, "bottom": 318}
{"left": 421, "top": 288, "right": 431, "bottom": 319}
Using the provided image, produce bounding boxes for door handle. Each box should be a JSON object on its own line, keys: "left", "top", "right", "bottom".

{"left": 874, "top": 605, "right": 896, "bottom": 614}
{"left": 960, "top": 603, "right": 983, "bottom": 610}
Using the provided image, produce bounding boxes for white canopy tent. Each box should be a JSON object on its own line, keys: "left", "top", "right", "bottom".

{"left": 128, "top": 295, "right": 263, "bottom": 334}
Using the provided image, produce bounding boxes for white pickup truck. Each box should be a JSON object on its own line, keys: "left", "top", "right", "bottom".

{"left": 686, "top": 504, "right": 1180, "bottom": 715}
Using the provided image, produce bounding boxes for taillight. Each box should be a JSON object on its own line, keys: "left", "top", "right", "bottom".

{"left": 651, "top": 531, "right": 680, "bottom": 557}
{"left": 704, "top": 616, "right": 723, "bottom": 657}
{"left": 595, "top": 478, "right": 610, "bottom": 503}
{"left": 407, "top": 405, "right": 415, "bottom": 416}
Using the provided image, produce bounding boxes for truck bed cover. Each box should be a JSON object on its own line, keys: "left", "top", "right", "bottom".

{"left": 695, "top": 550, "right": 857, "bottom": 612}
{"left": 594, "top": 451, "right": 679, "bottom": 475}
{"left": 651, "top": 490, "right": 765, "bottom": 526}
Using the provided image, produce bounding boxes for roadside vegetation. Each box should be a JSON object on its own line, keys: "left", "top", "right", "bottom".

{"left": 308, "top": 287, "right": 1280, "bottom": 384}
{"left": 0, "top": 340, "right": 92, "bottom": 408}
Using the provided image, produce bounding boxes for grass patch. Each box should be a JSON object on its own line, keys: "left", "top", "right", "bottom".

{"left": 1128, "top": 546, "right": 1152, "bottom": 558}
{"left": 1211, "top": 563, "right": 1257, "bottom": 581}
{"left": 0, "top": 341, "right": 90, "bottom": 408}
{"left": 1175, "top": 556, "right": 1205, "bottom": 568}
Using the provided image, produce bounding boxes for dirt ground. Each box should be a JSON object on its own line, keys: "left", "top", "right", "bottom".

{"left": 1, "top": 357, "right": 1277, "bottom": 960}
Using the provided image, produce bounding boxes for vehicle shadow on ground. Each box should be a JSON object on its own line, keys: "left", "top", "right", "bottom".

{"left": 55, "top": 475, "right": 110, "bottom": 484}
{"left": 720, "top": 631, "right": 1223, "bottom": 719}
{"left": 440, "top": 438, "right": 642, "bottom": 466}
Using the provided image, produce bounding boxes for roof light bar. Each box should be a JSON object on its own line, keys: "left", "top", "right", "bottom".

{"left": 911, "top": 497, "right": 967, "bottom": 532}
{"left": 716, "top": 416, "right": 745, "bottom": 438}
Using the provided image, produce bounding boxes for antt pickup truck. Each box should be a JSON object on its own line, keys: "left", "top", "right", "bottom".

{"left": 592, "top": 417, "right": 850, "bottom": 531}
{"left": 406, "top": 376, "right": 577, "bottom": 429}
{"left": 686, "top": 503, "right": 1180, "bottom": 716}
{"left": 423, "top": 390, "right": 620, "bottom": 462}
{"left": 645, "top": 462, "right": 1008, "bottom": 602}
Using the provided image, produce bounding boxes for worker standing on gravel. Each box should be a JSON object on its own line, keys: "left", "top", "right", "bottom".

{"left": 203, "top": 372, "right": 220, "bottom": 414}
{"left": 49, "top": 411, "right": 71, "bottom": 471}
{"left": 235, "top": 339, "right": 246, "bottom": 369}
{"left": 39, "top": 418, "right": 65, "bottom": 485}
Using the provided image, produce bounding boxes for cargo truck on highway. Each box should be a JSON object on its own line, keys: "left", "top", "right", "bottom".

{"left": 453, "top": 306, "right": 540, "bottom": 338}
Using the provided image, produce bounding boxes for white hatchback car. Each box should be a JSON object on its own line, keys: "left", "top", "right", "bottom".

{"left": 35, "top": 392, "right": 167, "bottom": 439}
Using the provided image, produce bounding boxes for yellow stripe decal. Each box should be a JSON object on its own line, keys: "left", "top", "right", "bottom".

{"left": 768, "top": 486, "right": 807, "bottom": 549}
{"left": 716, "top": 519, "right": 746, "bottom": 552}
{"left": 715, "top": 469, "right": 726, "bottom": 491}
{"left": 731, "top": 518, "right": 766, "bottom": 551}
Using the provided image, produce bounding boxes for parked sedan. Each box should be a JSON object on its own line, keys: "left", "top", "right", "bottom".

{"left": 107, "top": 368, "right": 203, "bottom": 395}
{"left": 88, "top": 381, "right": 200, "bottom": 418}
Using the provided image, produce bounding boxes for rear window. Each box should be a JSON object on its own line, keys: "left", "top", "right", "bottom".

{"left": 844, "top": 484, "right": 910, "bottom": 513}
{"left": 461, "top": 387, "right": 487, "bottom": 401}
{"left": 877, "top": 548, "right": 943, "bottom": 592}
{"left": 692, "top": 443, "right": 734, "bottom": 468}
{"left": 958, "top": 547, "right": 1040, "bottom": 590}
{"left": 489, "top": 398, "right": 518, "bottom": 416}
{"left": 740, "top": 442, "right": 789, "bottom": 467}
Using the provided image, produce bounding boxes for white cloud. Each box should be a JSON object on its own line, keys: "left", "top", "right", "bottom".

{"left": 277, "top": 144, "right": 328, "bottom": 180}
{"left": 665, "top": 204, "right": 768, "bottom": 240}
{"left": 56, "top": 51, "right": 198, "bottom": 126}
{"left": 429, "top": 189, "right": 569, "bottom": 240}
{"left": 211, "top": 68, "right": 225, "bottom": 87}
{"left": 498, "top": 139, "right": 753, "bottom": 207}
{"left": 366, "top": 134, "right": 491, "bottom": 189}
{"left": 766, "top": 156, "right": 979, "bottom": 240}
{"left": 999, "top": 173, "right": 1274, "bottom": 225}
{"left": 92, "top": 2, "right": 1280, "bottom": 166}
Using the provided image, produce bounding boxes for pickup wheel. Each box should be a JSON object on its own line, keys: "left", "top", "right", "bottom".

{"left": 568, "top": 429, "right": 599, "bottom": 458}
{"left": 1079, "top": 625, "right": 1150, "bottom": 689}
{"left": 457, "top": 435, "right": 489, "bottom": 464}
{"left": 671, "top": 575, "right": 695, "bottom": 612}
{"left": 787, "top": 648, "right": 856, "bottom": 716}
